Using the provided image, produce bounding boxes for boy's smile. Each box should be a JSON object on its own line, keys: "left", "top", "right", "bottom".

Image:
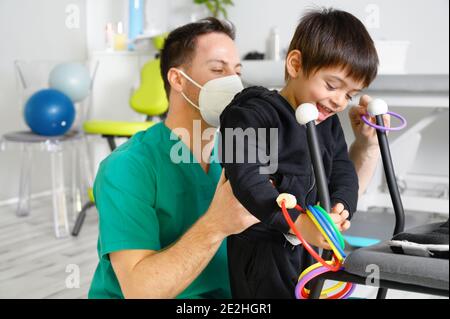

{"left": 282, "top": 65, "right": 365, "bottom": 124}
{"left": 316, "top": 102, "right": 336, "bottom": 122}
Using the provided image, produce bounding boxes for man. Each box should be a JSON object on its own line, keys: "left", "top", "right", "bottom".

{"left": 88, "top": 17, "right": 389, "bottom": 299}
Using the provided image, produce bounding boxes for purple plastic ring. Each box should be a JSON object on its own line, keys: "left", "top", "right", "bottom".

{"left": 342, "top": 283, "right": 357, "bottom": 299}
{"left": 361, "top": 111, "right": 407, "bottom": 131}
{"left": 295, "top": 267, "right": 328, "bottom": 299}
{"left": 295, "top": 266, "right": 354, "bottom": 299}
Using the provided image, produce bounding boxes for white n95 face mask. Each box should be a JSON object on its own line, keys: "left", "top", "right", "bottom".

{"left": 177, "top": 69, "right": 244, "bottom": 127}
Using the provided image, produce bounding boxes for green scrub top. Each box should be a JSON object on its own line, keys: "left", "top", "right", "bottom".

{"left": 88, "top": 122, "right": 231, "bottom": 299}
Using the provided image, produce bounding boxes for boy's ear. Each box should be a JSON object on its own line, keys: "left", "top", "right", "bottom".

{"left": 167, "top": 68, "right": 184, "bottom": 93}
{"left": 286, "top": 50, "right": 302, "bottom": 79}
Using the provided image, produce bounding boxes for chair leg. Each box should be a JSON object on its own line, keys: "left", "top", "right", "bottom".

{"left": 105, "top": 136, "right": 117, "bottom": 151}
{"left": 71, "top": 142, "right": 83, "bottom": 223}
{"left": 17, "top": 144, "right": 32, "bottom": 217}
{"left": 72, "top": 134, "right": 117, "bottom": 237}
{"left": 80, "top": 135, "right": 94, "bottom": 188}
{"left": 50, "top": 146, "right": 70, "bottom": 238}
{"left": 71, "top": 135, "right": 96, "bottom": 237}
{"left": 71, "top": 201, "right": 95, "bottom": 236}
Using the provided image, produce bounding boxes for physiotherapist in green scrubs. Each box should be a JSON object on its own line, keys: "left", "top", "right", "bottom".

{"left": 88, "top": 18, "right": 258, "bottom": 299}
{"left": 89, "top": 18, "right": 389, "bottom": 299}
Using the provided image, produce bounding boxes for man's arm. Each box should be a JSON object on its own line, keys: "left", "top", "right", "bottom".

{"left": 110, "top": 172, "right": 258, "bottom": 299}
{"left": 110, "top": 213, "right": 223, "bottom": 299}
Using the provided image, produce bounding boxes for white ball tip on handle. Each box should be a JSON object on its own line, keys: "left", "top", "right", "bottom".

{"left": 368, "top": 99, "right": 389, "bottom": 116}
{"left": 296, "top": 103, "right": 319, "bottom": 125}
{"left": 276, "top": 193, "right": 297, "bottom": 209}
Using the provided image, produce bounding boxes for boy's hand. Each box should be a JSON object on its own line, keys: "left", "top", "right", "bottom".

{"left": 330, "top": 203, "right": 351, "bottom": 233}
{"left": 349, "top": 95, "right": 391, "bottom": 148}
{"left": 290, "top": 203, "right": 351, "bottom": 250}
{"left": 292, "top": 214, "right": 330, "bottom": 249}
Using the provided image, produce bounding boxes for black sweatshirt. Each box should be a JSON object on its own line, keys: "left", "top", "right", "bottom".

{"left": 218, "top": 86, "right": 359, "bottom": 238}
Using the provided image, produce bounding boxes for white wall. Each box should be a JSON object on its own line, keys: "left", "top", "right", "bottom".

{"left": 174, "top": 0, "right": 449, "bottom": 177}
{"left": 211, "top": 0, "right": 450, "bottom": 177}
{"left": 228, "top": 0, "right": 449, "bottom": 74}
{"left": 153, "top": 0, "right": 448, "bottom": 74}
{"left": 0, "top": 0, "right": 87, "bottom": 201}
{"left": 0, "top": 0, "right": 448, "bottom": 202}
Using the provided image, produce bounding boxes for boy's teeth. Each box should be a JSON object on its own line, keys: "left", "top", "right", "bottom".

{"left": 318, "top": 104, "right": 331, "bottom": 114}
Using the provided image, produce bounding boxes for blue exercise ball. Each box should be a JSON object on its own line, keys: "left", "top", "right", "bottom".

{"left": 24, "top": 89, "right": 76, "bottom": 136}
{"left": 49, "top": 62, "right": 91, "bottom": 102}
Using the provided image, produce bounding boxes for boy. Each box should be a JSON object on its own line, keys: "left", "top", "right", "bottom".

{"left": 219, "top": 8, "right": 379, "bottom": 298}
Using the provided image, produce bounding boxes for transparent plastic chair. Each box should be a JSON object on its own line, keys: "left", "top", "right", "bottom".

{"left": 0, "top": 60, "right": 98, "bottom": 238}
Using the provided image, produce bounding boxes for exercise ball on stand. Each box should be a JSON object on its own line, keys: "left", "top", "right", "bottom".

{"left": 49, "top": 62, "right": 91, "bottom": 102}
{"left": 24, "top": 89, "right": 76, "bottom": 136}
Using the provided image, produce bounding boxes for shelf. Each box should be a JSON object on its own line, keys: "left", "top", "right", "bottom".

{"left": 89, "top": 50, "right": 157, "bottom": 57}
{"left": 241, "top": 60, "right": 449, "bottom": 94}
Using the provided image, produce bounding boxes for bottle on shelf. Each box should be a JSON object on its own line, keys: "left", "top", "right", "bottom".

{"left": 114, "top": 22, "right": 128, "bottom": 51}
{"left": 105, "top": 22, "right": 115, "bottom": 52}
{"left": 266, "top": 27, "right": 281, "bottom": 61}
{"left": 128, "top": 0, "right": 144, "bottom": 50}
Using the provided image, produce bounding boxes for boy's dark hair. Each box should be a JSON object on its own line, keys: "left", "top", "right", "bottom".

{"left": 160, "top": 17, "right": 236, "bottom": 99}
{"left": 286, "top": 8, "right": 378, "bottom": 87}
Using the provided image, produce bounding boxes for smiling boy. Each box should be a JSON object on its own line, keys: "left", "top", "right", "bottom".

{"left": 219, "top": 8, "right": 379, "bottom": 298}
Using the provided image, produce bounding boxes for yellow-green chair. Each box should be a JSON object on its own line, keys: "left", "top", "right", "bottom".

{"left": 72, "top": 41, "right": 168, "bottom": 236}
{"left": 82, "top": 58, "right": 168, "bottom": 149}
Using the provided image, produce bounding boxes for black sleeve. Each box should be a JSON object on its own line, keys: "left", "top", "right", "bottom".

{"left": 328, "top": 116, "right": 359, "bottom": 219}
{"left": 219, "top": 102, "right": 301, "bottom": 234}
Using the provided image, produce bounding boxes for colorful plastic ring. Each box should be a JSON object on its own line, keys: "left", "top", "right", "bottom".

{"left": 314, "top": 205, "right": 346, "bottom": 248}
{"left": 361, "top": 111, "right": 407, "bottom": 131}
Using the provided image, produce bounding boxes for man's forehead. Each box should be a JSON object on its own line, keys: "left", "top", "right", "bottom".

{"left": 194, "top": 33, "right": 240, "bottom": 65}
{"left": 196, "top": 32, "right": 231, "bottom": 46}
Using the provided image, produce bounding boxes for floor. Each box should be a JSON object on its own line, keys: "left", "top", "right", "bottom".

{"left": 0, "top": 196, "right": 447, "bottom": 299}
{"left": 0, "top": 197, "right": 99, "bottom": 299}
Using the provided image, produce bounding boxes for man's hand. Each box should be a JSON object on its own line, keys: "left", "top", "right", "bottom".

{"left": 206, "top": 170, "right": 260, "bottom": 238}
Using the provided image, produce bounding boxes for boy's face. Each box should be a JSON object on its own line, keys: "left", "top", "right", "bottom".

{"left": 291, "top": 66, "right": 364, "bottom": 123}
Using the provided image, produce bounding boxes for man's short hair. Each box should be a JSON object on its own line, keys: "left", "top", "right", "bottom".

{"left": 160, "top": 17, "right": 236, "bottom": 98}
{"left": 286, "top": 8, "right": 379, "bottom": 87}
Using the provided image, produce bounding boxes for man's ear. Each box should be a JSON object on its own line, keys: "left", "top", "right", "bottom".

{"left": 286, "top": 50, "right": 302, "bottom": 79}
{"left": 167, "top": 68, "right": 184, "bottom": 93}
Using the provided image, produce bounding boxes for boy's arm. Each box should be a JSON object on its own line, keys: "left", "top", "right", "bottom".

{"left": 328, "top": 116, "right": 359, "bottom": 219}
{"left": 219, "top": 103, "right": 301, "bottom": 234}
